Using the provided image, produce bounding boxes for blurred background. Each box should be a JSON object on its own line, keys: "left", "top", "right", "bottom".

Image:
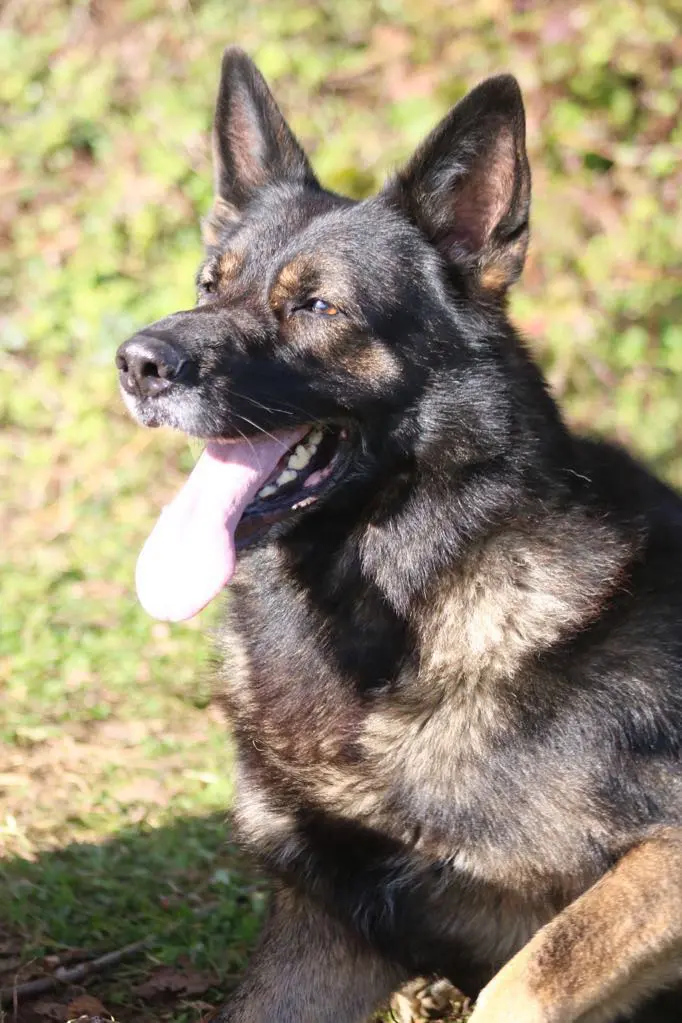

{"left": 1, "top": 0, "right": 680, "bottom": 1019}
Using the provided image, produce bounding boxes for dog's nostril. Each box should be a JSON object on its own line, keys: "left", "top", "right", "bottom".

{"left": 140, "top": 359, "right": 162, "bottom": 379}
{"left": 115, "top": 352, "right": 129, "bottom": 374}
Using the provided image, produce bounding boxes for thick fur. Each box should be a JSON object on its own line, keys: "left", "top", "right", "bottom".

{"left": 117, "top": 49, "right": 682, "bottom": 1023}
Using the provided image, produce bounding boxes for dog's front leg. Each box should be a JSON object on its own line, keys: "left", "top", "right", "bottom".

{"left": 213, "top": 884, "right": 406, "bottom": 1023}
{"left": 470, "top": 829, "right": 682, "bottom": 1023}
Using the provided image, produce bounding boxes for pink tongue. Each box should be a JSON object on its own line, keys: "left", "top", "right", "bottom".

{"left": 136, "top": 428, "right": 306, "bottom": 621}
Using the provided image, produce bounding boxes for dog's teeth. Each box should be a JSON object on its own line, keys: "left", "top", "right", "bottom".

{"left": 292, "top": 495, "right": 316, "bottom": 511}
{"left": 287, "top": 445, "right": 313, "bottom": 471}
{"left": 257, "top": 484, "right": 277, "bottom": 498}
{"left": 255, "top": 430, "right": 327, "bottom": 498}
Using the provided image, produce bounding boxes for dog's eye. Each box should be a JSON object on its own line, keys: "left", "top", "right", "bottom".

{"left": 199, "top": 279, "right": 215, "bottom": 295}
{"left": 305, "top": 298, "right": 339, "bottom": 316}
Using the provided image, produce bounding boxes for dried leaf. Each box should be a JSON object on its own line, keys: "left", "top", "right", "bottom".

{"left": 134, "top": 965, "right": 216, "bottom": 999}
{"left": 66, "top": 995, "right": 108, "bottom": 1018}
{"left": 199, "top": 1010, "right": 221, "bottom": 1023}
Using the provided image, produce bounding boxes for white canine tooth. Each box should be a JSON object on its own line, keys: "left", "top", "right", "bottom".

{"left": 276, "top": 468, "right": 298, "bottom": 486}
{"left": 309, "top": 429, "right": 323, "bottom": 445}
{"left": 287, "top": 445, "right": 312, "bottom": 470}
{"left": 257, "top": 484, "right": 277, "bottom": 498}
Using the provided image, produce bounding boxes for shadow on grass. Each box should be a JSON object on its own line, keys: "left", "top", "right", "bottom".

{"left": 0, "top": 812, "right": 267, "bottom": 1022}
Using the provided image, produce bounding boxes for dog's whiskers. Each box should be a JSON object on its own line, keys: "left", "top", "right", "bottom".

{"left": 233, "top": 412, "right": 298, "bottom": 453}
{"left": 229, "top": 390, "right": 295, "bottom": 417}
{"left": 232, "top": 422, "right": 260, "bottom": 464}
{"left": 231, "top": 390, "right": 326, "bottom": 432}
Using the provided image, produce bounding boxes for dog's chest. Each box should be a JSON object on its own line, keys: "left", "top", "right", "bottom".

{"left": 216, "top": 579, "right": 369, "bottom": 778}
{"left": 216, "top": 548, "right": 415, "bottom": 780}
{"left": 219, "top": 610, "right": 568, "bottom": 879}
{"left": 215, "top": 556, "right": 612, "bottom": 908}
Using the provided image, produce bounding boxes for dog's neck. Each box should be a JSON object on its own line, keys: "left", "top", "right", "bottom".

{"left": 268, "top": 424, "right": 640, "bottom": 702}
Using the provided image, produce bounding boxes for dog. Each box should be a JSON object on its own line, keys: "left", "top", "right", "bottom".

{"left": 116, "top": 48, "right": 682, "bottom": 1023}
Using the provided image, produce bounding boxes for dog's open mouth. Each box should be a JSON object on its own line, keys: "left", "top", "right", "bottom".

{"left": 235, "top": 425, "right": 348, "bottom": 548}
{"left": 135, "top": 424, "right": 349, "bottom": 622}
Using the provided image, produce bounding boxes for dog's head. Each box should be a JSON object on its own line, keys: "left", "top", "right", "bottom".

{"left": 117, "top": 48, "right": 531, "bottom": 621}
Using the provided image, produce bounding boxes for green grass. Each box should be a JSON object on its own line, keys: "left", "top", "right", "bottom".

{"left": 1, "top": 0, "right": 681, "bottom": 1019}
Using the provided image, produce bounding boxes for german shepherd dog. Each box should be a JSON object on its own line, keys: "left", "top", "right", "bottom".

{"left": 116, "top": 49, "right": 682, "bottom": 1023}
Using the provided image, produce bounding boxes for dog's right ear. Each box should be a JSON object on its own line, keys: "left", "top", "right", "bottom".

{"left": 204, "top": 48, "right": 318, "bottom": 242}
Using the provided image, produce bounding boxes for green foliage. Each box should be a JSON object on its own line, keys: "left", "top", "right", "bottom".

{"left": 0, "top": 0, "right": 680, "bottom": 1015}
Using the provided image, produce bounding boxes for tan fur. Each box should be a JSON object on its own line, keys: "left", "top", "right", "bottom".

{"left": 336, "top": 343, "right": 402, "bottom": 382}
{"left": 418, "top": 512, "right": 632, "bottom": 683}
{"left": 218, "top": 475, "right": 677, "bottom": 1023}
{"left": 233, "top": 773, "right": 300, "bottom": 870}
{"left": 267, "top": 256, "right": 402, "bottom": 379}
{"left": 269, "top": 255, "right": 316, "bottom": 312}
{"left": 355, "top": 513, "right": 636, "bottom": 896}
{"left": 471, "top": 829, "right": 682, "bottom": 1023}
{"left": 216, "top": 621, "right": 253, "bottom": 712}
{"left": 480, "top": 262, "right": 513, "bottom": 292}
{"left": 269, "top": 253, "right": 349, "bottom": 319}
{"left": 219, "top": 249, "right": 245, "bottom": 280}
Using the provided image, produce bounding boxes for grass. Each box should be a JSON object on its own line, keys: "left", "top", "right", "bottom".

{"left": 1, "top": 816, "right": 266, "bottom": 1020}
{"left": 1, "top": 0, "right": 680, "bottom": 1019}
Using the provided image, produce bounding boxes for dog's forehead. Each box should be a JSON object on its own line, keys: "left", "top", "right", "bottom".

{"left": 278, "top": 199, "right": 433, "bottom": 298}
{"left": 206, "top": 187, "right": 427, "bottom": 306}
{"left": 269, "top": 198, "right": 422, "bottom": 290}
{"left": 291, "top": 199, "right": 403, "bottom": 253}
{"left": 226, "top": 185, "right": 349, "bottom": 259}
{"left": 222, "top": 189, "right": 405, "bottom": 262}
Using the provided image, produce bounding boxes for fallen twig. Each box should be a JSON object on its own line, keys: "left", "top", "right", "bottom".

{"left": 0, "top": 938, "right": 151, "bottom": 1007}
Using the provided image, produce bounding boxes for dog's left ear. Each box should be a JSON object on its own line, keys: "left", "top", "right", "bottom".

{"left": 384, "top": 75, "right": 530, "bottom": 296}
{"left": 204, "top": 48, "right": 318, "bottom": 241}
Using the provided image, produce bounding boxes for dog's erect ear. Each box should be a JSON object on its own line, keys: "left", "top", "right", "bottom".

{"left": 384, "top": 75, "right": 530, "bottom": 295}
{"left": 205, "top": 48, "right": 318, "bottom": 237}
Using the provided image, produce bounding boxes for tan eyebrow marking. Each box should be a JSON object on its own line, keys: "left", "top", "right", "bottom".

{"left": 270, "top": 255, "right": 317, "bottom": 311}
{"left": 219, "top": 250, "right": 245, "bottom": 280}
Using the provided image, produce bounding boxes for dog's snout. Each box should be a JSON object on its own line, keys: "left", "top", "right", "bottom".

{"left": 116, "top": 334, "right": 195, "bottom": 398}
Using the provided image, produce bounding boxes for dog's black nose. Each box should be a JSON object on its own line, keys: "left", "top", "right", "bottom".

{"left": 116, "top": 334, "right": 194, "bottom": 398}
